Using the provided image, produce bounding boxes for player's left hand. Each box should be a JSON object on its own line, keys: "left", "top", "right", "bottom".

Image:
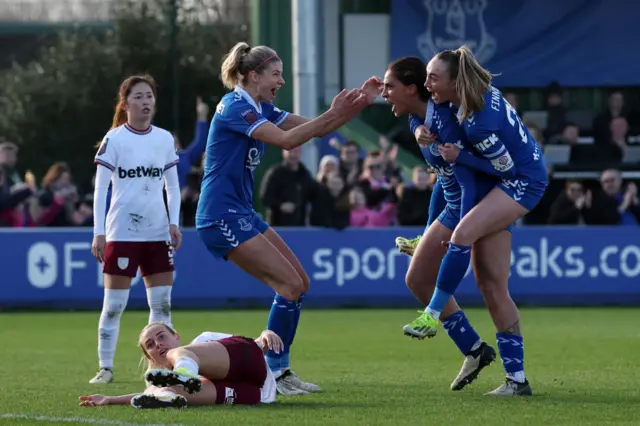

{"left": 258, "top": 330, "right": 284, "bottom": 354}
{"left": 169, "top": 224, "right": 182, "bottom": 251}
{"left": 331, "top": 88, "right": 365, "bottom": 117}
{"left": 79, "top": 394, "right": 110, "bottom": 407}
{"left": 361, "top": 76, "right": 383, "bottom": 104}
{"left": 415, "top": 125, "right": 436, "bottom": 146}
{"left": 438, "top": 143, "right": 460, "bottom": 162}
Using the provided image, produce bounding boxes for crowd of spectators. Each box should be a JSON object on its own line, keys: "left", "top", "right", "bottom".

{"left": 2, "top": 88, "right": 639, "bottom": 229}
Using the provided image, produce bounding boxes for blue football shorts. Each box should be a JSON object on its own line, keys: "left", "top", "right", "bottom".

{"left": 196, "top": 211, "right": 269, "bottom": 260}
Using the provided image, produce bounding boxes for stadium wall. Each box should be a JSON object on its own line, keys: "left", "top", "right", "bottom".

{"left": 1, "top": 227, "right": 639, "bottom": 310}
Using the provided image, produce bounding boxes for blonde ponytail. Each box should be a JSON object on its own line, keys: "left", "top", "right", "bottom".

{"left": 220, "top": 42, "right": 280, "bottom": 90}
{"left": 454, "top": 45, "right": 496, "bottom": 122}
{"left": 221, "top": 42, "right": 252, "bottom": 90}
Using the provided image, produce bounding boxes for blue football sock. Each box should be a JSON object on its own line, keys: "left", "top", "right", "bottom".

{"left": 496, "top": 332, "right": 525, "bottom": 383}
{"left": 265, "top": 294, "right": 297, "bottom": 373}
{"left": 288, "top": 293, "right": 305, "bottom": 347}
{"left": 281, "top": 293, "right": 305, "bottom": 371}
{"left": 427, "top": 242, "right": 472, "bottom": 317}
{"left": 442, "top": 311, "right": 482, "bottom": 356}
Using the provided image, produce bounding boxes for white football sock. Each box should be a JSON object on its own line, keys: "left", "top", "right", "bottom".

{"left": 508, "top": 371, "right": 526, "bottom": 383}
{"left": 98, "top": 288, "right": 130, "bottom": 370}
{"left": 174, "top": 357, "right": 199, "bottom": 376}
{"left": 146, "top": 286, "right": 172, "bottom": 327}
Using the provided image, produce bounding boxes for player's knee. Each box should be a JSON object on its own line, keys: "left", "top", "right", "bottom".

{"left": 405, "top": 270, "right": 431, "bottom": 293}
{"left": 282, "top": 285, "right": 303, "bottom": 302}
{"left": 101, "top": 300, "right": 127, "bottom": 318}
{"left": 450, "top": 225, "right": 476, "bottom": 246}
{"left": 147, "top": 286, "right": 172, "bottom": 316}
{"left": 299, "top": 270, "right": 311, "bottom": 293}
{"left": 165, "top": 348, "right": 191, "bottom": 365}
{"left": 99, "top": 303, "right": 126, "bottom": 329}
{"left": 150, "top": 300, "right": 171, "bottom": 316}
{"left": 279, "top": 276, "right": 304, "bottom": 302}
{"left": 405, "top": 271, "right": 419, "bottom": 292}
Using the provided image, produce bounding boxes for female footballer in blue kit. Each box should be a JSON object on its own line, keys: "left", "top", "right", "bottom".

{"left": 195, "top": 42, "right": 378, "bottom": 396}
{"left": 378, "top": 57, "right": 500, "bottom": 392}
{"left": 403, "top": 46, "right": 548, "bottom": 396}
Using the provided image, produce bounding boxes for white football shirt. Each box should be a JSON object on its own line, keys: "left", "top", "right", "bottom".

{"left": 190, "top": 331, "right": 277, "bottom": 404}
{"left": 94, "top": 124, "right": 179, "bottom": 242}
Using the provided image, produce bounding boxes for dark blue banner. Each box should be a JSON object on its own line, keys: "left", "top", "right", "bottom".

{"left": 1, "top": 227, "right": 639, "bottom": 309}
{"left": 390, "top": 0, "right": 639, "bottom": 87}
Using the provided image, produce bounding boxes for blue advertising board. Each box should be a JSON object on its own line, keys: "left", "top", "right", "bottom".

{"left": 390, "top": 0, "right": 640, "bottom": 87}
{"left": 1, "top": 227, "right": 639, "bottom": 309}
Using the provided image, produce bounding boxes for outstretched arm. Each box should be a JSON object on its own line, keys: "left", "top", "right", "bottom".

{"left": 277, "top": 78, "right": 381, "bottom": 134}
{"left": 280, "top": 113, "right": 356, "bottom": 138}
{"left": 253, "top": 89, "right": 369, "bottom": 151}
{"left": 79, "top": 393, "right": 140, "bottom": 407}
{"left": 279, "top": 114, "right": 310, "bottom": 130}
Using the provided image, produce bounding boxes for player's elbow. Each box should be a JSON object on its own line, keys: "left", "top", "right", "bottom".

{"left": 279, "top": 134, "right": 305, "bottom": 151}
{"left": 258, "top": 131, "right": 296, "bottom": 150}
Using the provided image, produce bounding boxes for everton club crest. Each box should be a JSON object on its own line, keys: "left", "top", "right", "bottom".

{"left": 417, "top": 0, "right": 496, "bottom": 63}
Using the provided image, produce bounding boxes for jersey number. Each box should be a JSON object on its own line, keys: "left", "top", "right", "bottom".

{"left": 505, "top": 101, "right": 527, "bottom": 144}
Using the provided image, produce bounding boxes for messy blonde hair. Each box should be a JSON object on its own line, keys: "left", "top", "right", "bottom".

{"left": 220, "top": 42, "right": 280, "bottom": 90}
{"left": 138, "top": 322, "right": 178, "bottom": 379}
{"left": 435, "top": 45, "right": 498, "bottom": 122}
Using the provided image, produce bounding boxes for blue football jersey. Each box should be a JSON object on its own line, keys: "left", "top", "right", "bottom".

{"left": 458, "top": 86, "right": 547, "bottom": 183}
{"left": 411, "top": 99, "right": 500, "bottom": 218}
{"left": 409, "top": 101, "right": 463, "bottom": 212}
{"left": 196, "top": 87, "right": 288, "bottom": 221}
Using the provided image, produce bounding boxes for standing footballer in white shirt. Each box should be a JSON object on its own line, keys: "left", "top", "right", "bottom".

{"left": 89, "top": 74, "right": 183, "bottom": 385}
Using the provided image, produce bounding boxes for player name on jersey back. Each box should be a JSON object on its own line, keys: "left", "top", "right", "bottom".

{"left": 94, "top": 124, "right": 179, "bottom": 242}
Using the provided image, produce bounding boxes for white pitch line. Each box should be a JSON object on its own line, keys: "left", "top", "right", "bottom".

{"left": 0, "top": 413, "right": 185, "bottom": 426}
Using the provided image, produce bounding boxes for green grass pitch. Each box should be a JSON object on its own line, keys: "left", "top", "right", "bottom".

{"left": 1, "top": 308, "right": 639, "bottom": 426}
